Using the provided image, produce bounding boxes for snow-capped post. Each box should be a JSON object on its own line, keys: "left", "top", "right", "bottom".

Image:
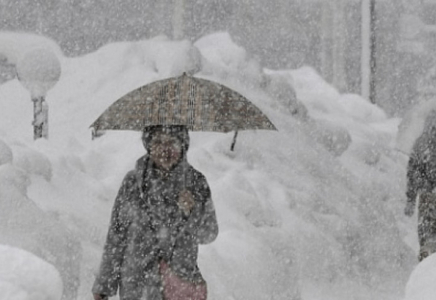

{"left": 16, "top": 48, "right": 61, "bottom": 140}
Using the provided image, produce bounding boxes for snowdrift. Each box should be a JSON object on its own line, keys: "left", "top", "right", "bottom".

{"left": 0, "top": 244, "right": 63, "bottom": 300}
{"left": 0, "top": 31, "right": 418, "bottom": 300}
{"left": 405, "top": 254, "right": 436, "bottom": 300}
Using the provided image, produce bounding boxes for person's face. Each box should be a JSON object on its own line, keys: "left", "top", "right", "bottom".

{"left": 149, "top": 132, "right": 182, "bottom": 171}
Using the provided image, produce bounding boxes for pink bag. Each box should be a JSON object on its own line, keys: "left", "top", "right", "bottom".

{"left": 159, "top": 260, "right": 207, "bottom": 300}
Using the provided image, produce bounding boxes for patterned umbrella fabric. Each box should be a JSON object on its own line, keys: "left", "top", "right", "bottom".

{"left": 91, "top": 73, "right": 277, "bottom": 133}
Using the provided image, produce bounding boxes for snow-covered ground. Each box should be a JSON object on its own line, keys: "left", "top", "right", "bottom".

{"left": 0, "top": 245, "right": 63, "bottom": 300}
{"left": 404, "top": 253, "right": 436, "bottom": 300}
{"left": 0, "top": 31, "right": 428, "bottom": 299}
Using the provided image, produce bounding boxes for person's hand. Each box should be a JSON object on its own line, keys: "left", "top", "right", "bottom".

{"left": 93, "top": 293, "right": 108, "bottom": 300}
{"left": 404, "top": 202, "right": 415, "bottom": 217}
{"left": 178, "top": 190, "right": 195, "bottom": 216}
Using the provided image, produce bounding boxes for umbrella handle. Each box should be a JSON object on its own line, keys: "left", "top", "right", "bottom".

{"left": 231, "top": 130, "right": 239, "bottom": 151}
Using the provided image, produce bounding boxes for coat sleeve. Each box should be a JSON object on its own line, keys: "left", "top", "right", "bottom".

{"left": 92, "top": 172, "right": 134, "bottom": 296}
{"left": 185, "top": 172, "right": 219, "bottom": 245}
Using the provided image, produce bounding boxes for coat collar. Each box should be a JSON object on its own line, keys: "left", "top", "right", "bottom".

{"left": 134, "top": 154, "right": 191, "bottom": 199}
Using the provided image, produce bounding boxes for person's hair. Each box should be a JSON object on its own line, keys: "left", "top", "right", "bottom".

{"left": 141, "top": 125, "right": 189, "bottom": 153}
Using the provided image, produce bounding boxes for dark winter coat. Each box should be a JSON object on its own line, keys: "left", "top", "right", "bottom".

{"left": 406, "top": 123, "right": 436, "bottom": 206}
{"left": 92, "top": 154, "right": 218, "bottom": 299}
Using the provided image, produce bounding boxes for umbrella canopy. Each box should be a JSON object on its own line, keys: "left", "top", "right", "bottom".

{"left": 90, "top": 73, "right": 277, "bottom": 133}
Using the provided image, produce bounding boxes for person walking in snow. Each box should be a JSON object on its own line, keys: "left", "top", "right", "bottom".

{"left": 405, "top": 112, "right": 436, "bottom": 260}
{"left": 92, "top": 125, "right": 219, "bottom": 300}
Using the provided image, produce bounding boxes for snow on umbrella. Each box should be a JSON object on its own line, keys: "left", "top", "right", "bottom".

{"left": 90, "top": 73, "right": 277, "bottom": 149}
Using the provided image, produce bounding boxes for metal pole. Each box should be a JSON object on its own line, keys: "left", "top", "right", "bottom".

{"left": 332, "top": 0, "right": 347, "bottom": 92}
{"left": 361, "top": 0, "right": 371, "bottom": 100}
{"left": 361, "top": 0, "right": 377, "bottom": 104}
{"left": 369, "top": 0, "right": 377, "bottom": 104}
{"left": 42, "top": 100, "right": 49, "bottom": 139}
{"left": 32, "top": 96, "right": 48, "bottom": 139}
{"left": 230, "top": 130, "right": 238, "bottom": 151}
{"left": 321, "top": 1, "right": 332, "bottom": 83}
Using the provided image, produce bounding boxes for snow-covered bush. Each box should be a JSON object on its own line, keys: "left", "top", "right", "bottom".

{"left": 11, "top": 146, "right": 53, "bottom": 181}
{"left": 0, "top": 32, "right": 62, "bottom": 64}
{"left": 338, "top": 94, "right": 387, "bottom": 123}
{"left": 195, "top": 32, "right": 264, "bottom": 86}
{"left": 94, "top": 36, "right": 201, "bottom": 79}
{"left": 0, "top": 139, "right": 13, "bottom": 165}
{"left": 0, "top": 244, "right": 63, "bottom": 300}
{"left": 0, "top": 164, "right": 30, "bottom": 195}
{"left": 0, "top": 155, "right": 81, "bottom": 300}
{"left": 309, "top": 119, "right": 352, "bottom": 157}
{"left": 263, "top": 70, "right": 308, "bottom": 119}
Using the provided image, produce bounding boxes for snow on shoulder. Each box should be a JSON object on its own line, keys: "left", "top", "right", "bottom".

{"left": 405, "top": 254, "right": 436, "bottom": 300}
{"left": 0, "top": 244, "right": 63, "bottom": 300}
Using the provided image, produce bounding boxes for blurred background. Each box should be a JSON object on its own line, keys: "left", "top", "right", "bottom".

{"left": 1, "top": 0, "right": 436, "bottom": 116}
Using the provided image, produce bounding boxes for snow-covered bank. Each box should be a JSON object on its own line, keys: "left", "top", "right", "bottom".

{"left": 0, "top": 31, "right": 421, "bottom": 299}
{"left": 405, "top": 254, "right": 436, "bottom": 300}
{"left": 0, "top": 244, "right": 63, "bottom": 300}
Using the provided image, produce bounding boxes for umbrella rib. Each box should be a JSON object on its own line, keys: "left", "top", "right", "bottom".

{"left": 180, "top": 75, "right": 189, "bottom": 125}
{"left": 194, "top": 83, "right": 202, "bottom": 131}
{"left": 154, "top": 85, "right": 160, "bottom": 125}
{"left": 209, "top": 91, "right": 217, "bottom": 131}
{"left": 167, "top": 79, "right": 175, "bottom": 126}
{"left": 145, "top": 88, "right": 153, "bottom": 128}
{"left": 176, "top": 81, "right": 183, "bottom": 125}
{"left": 171, "top": 81, "right": 178, "bottom": 125}
{"left": 159, "top": 83, "right": 167, "bottom": 124}
{"left": 188, "top": 83, "right": 195, "bottom": 129}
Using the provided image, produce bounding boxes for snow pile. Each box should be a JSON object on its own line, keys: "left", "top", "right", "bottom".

{"left": 0, "top": 31, "right": 420, "bottom": 300}
{"left": 12, "top": 144, "right": 53, "bottom": 181}
{"left": 396, "top": 98, "right": 436, "bottom": 155}
{"left": 0, "top": 139, "right": 13, "bottom": 165}
{"left": 195, "top": 32, "right": 264, "bottom": 86}
{"left": 0, "top": 244, "right": 63, "bottom": 300}
{"left": 405, "top": 254, "right": 436, "bottom": 300}
{"left": 16, "top": 48, "right": 61, "bottom": 98}
{"left": 0, "top": 137, "right": 81, "bottom": 300}
{"left": 290, "top": 67, "right": 394, "bottom": 157}
{"left": 0, "top": 31, "right": 63, "bottom": 65}
{"left": 92, "top": 36, "right": 201, "bottom": 79}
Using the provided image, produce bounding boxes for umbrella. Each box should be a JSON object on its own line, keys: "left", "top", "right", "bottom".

{"left": 91, "top": 73, "right": 277, "bottom": 150}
